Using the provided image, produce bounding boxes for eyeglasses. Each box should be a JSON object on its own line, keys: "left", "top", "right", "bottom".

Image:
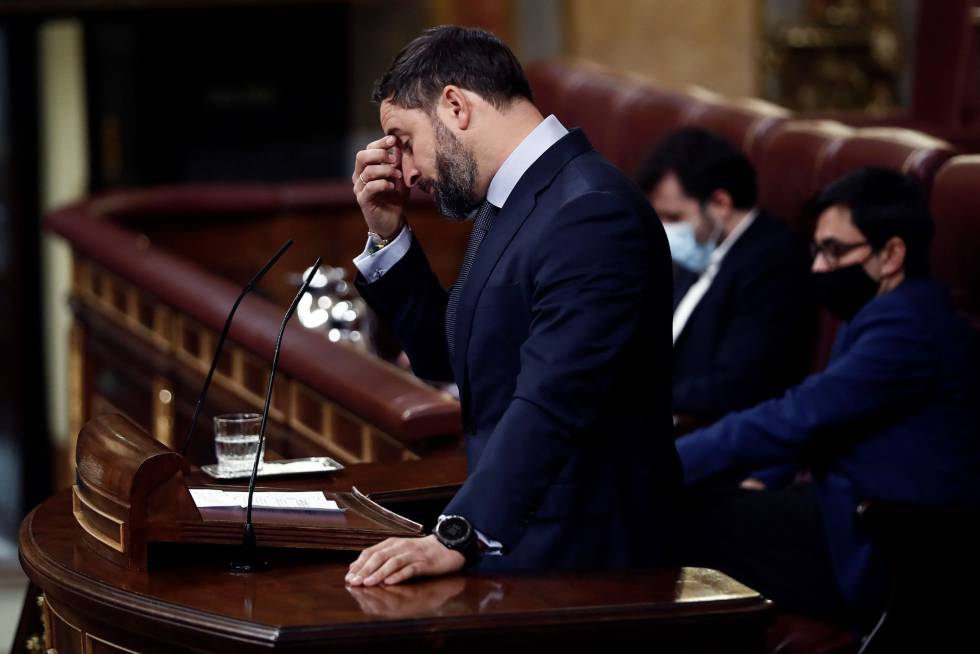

{"left": 810, "top": 239, "right": 870, "bottom": 266}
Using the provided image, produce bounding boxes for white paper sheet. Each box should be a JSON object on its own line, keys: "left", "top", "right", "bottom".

{"left": 189, "top": 488, "right": 341, "bottom": 511}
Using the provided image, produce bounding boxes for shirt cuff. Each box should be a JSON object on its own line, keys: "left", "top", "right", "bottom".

{"left": 353, "top": 225, "right": 412, "bottom": 282}
{"left": 474, "top": 529, "right": 504, "bottom": 556}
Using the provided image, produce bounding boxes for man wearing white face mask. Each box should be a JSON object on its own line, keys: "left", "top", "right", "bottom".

{"left": 636, "top": 128, "right": 815, "bottom": 430}
{"left": 659, "top": 207, "right": 722, "bottom": 276}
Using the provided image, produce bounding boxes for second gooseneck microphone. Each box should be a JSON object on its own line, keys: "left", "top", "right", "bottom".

{"left": 228, "top": 258, "right": 322, "bottom": 573}
{"left": 180, "top": 239, "right": 294, "bottom": 456}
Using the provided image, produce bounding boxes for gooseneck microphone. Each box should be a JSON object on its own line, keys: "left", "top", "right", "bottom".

{"left": 228, "top": 257, "right": 322, "bottom": 573}
{"left": 179, "top": 239, "right": 293, "bottom": 456}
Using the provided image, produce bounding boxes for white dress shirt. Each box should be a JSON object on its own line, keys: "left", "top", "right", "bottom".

{"left": 353, "top": 115, "right": 568, "bottom": 281}
{"left": 672, "top": 209, "right": 758, "bottom": 344}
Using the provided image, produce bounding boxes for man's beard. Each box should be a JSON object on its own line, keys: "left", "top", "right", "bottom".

{"left": 428, "top": 117, "right": 481, "bottom": 221}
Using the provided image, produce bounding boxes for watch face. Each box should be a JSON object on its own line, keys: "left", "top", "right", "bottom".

{"left": 441, "top": 519, "right": 467, "bottom": 540}
{"left": 438, "top": 516, "right": 471, "bottom": 546}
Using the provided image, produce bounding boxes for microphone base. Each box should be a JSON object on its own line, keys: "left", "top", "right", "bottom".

{"left": 226, "top": 558, "right": 271, "bottom": 574}
{"left": 226, "top": 522, "right": 271, "bottom": 573}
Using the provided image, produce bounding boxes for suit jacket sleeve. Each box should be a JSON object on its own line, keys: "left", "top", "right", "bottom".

{"left": 676, "top": 295, "right": 937, "bottom": 484}
{"left": 672, "top": 243, "right": 810, "bottom": 416}
{"left": 443, "top": 191, "right": 663, "bottom": 549}
{"left": 355, "top": 236, "right": 454, "bottom": 382}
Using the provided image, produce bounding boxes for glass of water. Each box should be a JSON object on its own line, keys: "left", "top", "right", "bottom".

{"left": 213, "top": 413, "right": 265, "bottom": 476}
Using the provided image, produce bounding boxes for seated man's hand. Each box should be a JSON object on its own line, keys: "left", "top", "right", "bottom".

{"left": 346, "top": 534, "right": 465, "bottom": 587}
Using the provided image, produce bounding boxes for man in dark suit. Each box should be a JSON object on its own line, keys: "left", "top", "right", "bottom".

{"left": 676, "top": 168, "right": 980, "bottom": 627}
{"left": 345, "top": 26, "right": 679, "bottom": 587}
{"left": 636, "top": 128, "right": 814, "bottom": 425}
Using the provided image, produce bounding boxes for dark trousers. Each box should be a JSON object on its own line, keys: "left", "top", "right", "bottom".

{"left": 678, "top": 483, "right": 852, "bottom": 625}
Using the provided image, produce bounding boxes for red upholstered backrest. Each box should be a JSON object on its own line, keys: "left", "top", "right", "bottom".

{"left": 612, "top": 84, "right": 703, "bottom": 177}
{"left": 527, "top": 60, "right": 793, "bottom": 183}
{"left": 929, "top": 155, "right": 980, "bottom": 329}
{"left": 612, "top": 86, "right": 789, "bottom": 181}
{"left": 525, "top": 59, "right": 571, "bottom": 119}
{"left": 755, "top": 120, "right": 853, "bottom": 235}
{"left": 816, "top": 127, "right": 958, "bottom": 196}
{"left": 757, "top": 122, "right": 847, "bottom": 372}
{"left": 682, "top": 90, "right": 791, "bottom": 166}
{"left": 526, "top": 59, "right": 677, "bottom": 172}
{"left": 556, "top": 66, "right": 646, "bottom": 165}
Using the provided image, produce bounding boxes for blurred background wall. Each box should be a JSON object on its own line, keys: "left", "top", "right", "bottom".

{"left": 565, "top": 0, "right": 760, "bottom": 96}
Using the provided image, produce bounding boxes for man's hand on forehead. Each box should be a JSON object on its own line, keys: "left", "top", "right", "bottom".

{"left": 352, "top": 135, "right": 410, "bottom": 239}
{"left": 354, "top": 136, "right": 401, "bottom": 187}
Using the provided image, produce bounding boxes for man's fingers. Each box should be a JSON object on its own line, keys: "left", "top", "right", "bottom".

{"left": 349, "top": 550, "right": 375, "bottom": 576}
{"left": 357, "top": 179, "right": 396, "bottom": 198}
{"left": 362, "top": 552, "right": 415, "bottom": 586}
{"left": 353, "top": 136, "right": 399, "bottom": 176}
{"left": 366, "top": 135, "right": 397, "bottom": 151}
{"left": 350, "top": 551, "right": 389, "bottom": 584}
{"left": 360, "top": 163, "right": 401, "bottom": 184}
{"left": 382, "top": 562, "right": 423, "bottom": 586}
{"left": 348, "top": 551, "right": 371, "bottom": 577}
{"left": 349, "top": 538, "right": 395, "bottom": 577}
{"left": 354, "top": 147, "right": 393, "bottom": 172}
{"left": 348, "top": 541, "right": 402, "bottom": 584}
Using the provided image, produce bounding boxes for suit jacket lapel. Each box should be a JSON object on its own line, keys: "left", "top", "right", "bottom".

{"left": 672, "top": 213, "right": 766, "bottom": 347}
{"left": 450, "top": 129, "right": 594, "bottom": 391}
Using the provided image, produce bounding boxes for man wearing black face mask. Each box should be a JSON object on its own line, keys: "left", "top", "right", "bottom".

{"left": 674, "top": 167, "right": 980, "bottom": 631}
{"left": 809, "top": 171, "right": 929, "bottom": 320}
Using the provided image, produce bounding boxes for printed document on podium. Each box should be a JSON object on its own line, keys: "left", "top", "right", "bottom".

{"left": 189, "top": 488, "right": 342, "bottom": 511}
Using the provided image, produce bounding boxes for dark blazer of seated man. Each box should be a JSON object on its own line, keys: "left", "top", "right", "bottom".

{"left": 345, "top": 26, "right": 680, "bottom": 587}
{"left": 676, "top": 168, "right": 980, "bottom": 628}
{"left": 636, "top": 129, "right": 814, "bottom": 426}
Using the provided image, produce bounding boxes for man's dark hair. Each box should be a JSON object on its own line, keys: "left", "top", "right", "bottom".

{"left": 372, "top": 25, "right": 533, "bottom": 111}
{"left": 814, "top": 167, "right": 933, "bottom": 277}
{"left": 634, "top": 127, "right": 758, "bottom": 210}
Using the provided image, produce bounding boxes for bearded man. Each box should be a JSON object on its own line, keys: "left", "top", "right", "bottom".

{"left": 345, "top": 25, "right": 679, "bottom": 587}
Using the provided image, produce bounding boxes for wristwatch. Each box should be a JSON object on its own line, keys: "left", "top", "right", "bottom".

{"left": 366, "top": 231, "right": 391, "bottom": 255}
{"left": 433, "top": 515, "right": 481, "bottom": 566}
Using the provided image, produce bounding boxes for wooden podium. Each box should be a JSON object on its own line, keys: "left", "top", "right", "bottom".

{"left": 71, "top": 413, "right": 422, "bottom": 571}
{"left": 19, "top": 415, "right": 773, "bottom": 653}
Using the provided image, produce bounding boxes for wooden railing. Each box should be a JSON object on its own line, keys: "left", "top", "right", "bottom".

{"left": 47, "top": 182, "right": 465, "bottom": 483}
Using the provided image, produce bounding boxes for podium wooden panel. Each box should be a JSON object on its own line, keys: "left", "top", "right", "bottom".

{"left": 69, "top": 413, "right": 426, "bottom": 572}
{"left": 21, "top": 455, "right": 773, "bottom": 653}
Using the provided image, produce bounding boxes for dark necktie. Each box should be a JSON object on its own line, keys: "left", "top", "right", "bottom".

{"left": 446, "top": 201, "right": 498, "bottom": 358}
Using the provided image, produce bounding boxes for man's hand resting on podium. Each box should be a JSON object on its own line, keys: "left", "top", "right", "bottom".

{"left": 345, "top": 535, "right": 465, "bottom": 586}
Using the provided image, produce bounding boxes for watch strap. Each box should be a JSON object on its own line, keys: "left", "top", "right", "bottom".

{"left": 434, "top": 516, "right": 482, "bottom": 567}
